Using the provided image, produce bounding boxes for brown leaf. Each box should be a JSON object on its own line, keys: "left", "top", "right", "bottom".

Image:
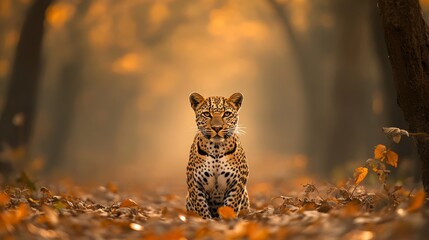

{"left": 340, "top": 199, "right": 361, "bottom": 217}
{"left": 353, "top": 167, "right": 368, "bottom": 185}
{"left": 374, "top": 144, "right": 387, "bottom": 161}
{"left": 301, "top": 202, "right": 317, "bottom": 211}
{"left": 40, "top": 187, "right": 53, "bottom": 198}
{"left": 408, "top": 190, "right": 426, "bottom": 213}
{"left": 317, "top": 201, "right": 336, "bottom": 213}
{"left": 386, "top": 150, "right": 398, "bottom": 168}
{"left": 382, "top": 127, "right": 409, "bottom": 143}
{"left": 40, "top": 205, "right": 59, "bottom": 226}
{"left": 246, "top": 222, "right": 269, "bottom": 240}
{"left": 120, "top": 198, "right": 139, "bottom": 208}
{"left": 218, "top": 206, "right": 236, "bottom": 219}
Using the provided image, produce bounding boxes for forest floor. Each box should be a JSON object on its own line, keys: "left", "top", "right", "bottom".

{"left": 1, "top": 174, "right": 429, "bottom": 240}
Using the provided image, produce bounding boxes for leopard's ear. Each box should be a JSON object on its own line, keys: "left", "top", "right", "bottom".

{"left": 189, "top": 92, "right": 205, "bottom": 111}
{"left": 228, "top": 92, "right": 243, "bottom": 110}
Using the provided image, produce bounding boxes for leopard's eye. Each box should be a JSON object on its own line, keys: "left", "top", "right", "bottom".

{"left": 223, "top": 111, "right": 232, "bottom": 117}
{"left": 202, "top": 111, "right": 211, "bottom": 118}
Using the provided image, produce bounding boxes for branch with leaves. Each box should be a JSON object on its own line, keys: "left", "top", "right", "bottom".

{"left": 350, "top": 127, "right": 427, "bottom": 201}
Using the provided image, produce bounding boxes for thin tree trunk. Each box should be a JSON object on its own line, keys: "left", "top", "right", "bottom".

{"left": 44, "top": 1, "right": 90, "bottom": 172}
{"left": 326, "top": 0, "right": 370, "bottom": 175}
{"left": 378, "top": 0, "right": 429, "bottom": 193}
{"left": 0, "top": 0, "right": 52, "bottom": 151}
{"left": 267, "top": 0, "right": 328, "bottom": 175}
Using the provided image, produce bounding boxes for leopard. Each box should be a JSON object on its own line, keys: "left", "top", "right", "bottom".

{"left": 185, "top": 92, "right": 249, "bottom": 219}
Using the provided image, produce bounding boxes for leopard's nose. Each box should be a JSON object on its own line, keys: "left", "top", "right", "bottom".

{"left": 212, "top": 126, "right": 223, "bottom": 133}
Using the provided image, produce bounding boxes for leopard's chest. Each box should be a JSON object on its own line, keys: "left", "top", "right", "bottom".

{"left": 196, "top": 155, "right": 236, "bottom": 202}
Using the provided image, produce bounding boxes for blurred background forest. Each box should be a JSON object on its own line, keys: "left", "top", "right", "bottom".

{"left": 1, "top": 0, "right": 429, "bottom": 185}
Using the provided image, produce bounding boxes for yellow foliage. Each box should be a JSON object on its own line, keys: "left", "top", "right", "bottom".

{"left": 353, "top": 167, "right": 368, "bottom": 185}
{"left": 374, "top": 144, "right": 398, "bottom": 168}
{"left": 386, "top": 150, "right": 398, "bottom": 168}
{"left": 218, "top": 206, "right": 236, "bottom": 220}
{"left": 374, "top": 144, "right": 387, "bottom": 161}
{"left": 46, "top": 2, "right": 75, "bottom": 28}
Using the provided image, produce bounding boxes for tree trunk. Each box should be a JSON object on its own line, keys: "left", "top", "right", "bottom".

{"left": 267, "top": 0, "right": 330, "bottom": 176}
{"left": 378, "top": 0, "right": 429, "bottom": 193}
{"left": 44, "top": 1, "right": 91, "bottom": 172}
{"left": 0, "top": 0, "right": 52, "bottom": 151}
{"left": 326, "top": 0, "right": 371, "bottom": 176}
{"left": 371, "top": 1, "right": 420, "bottom": 181}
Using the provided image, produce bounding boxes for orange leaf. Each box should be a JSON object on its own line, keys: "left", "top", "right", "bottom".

{"left": 217, "top": 206, "right": 236, "bottom": 219}
{"left": 120, "top": 198, "right": 138, "bottom": 208}
{"left": 41, "top": 205, "right": 59, "bottom": 226}
{"left": 386, "top": 150, "right": 398, "bottom": 168}
{"left": 374, "top": 144, "right": 387, "bottom": 160}
{"left": 340, "top": 199, "right": 361, "bottom": 217}
{"left": 353, "top": 167, "right": 368, "bottom": 185}
{"left": 0, "top": 192, "right": 10, "bottom": 206}
{"left": 408, "top": 190, "right": 426, "bottom": 213}
{"left": 15, "top": 203, "right": 29, "bottom": 222}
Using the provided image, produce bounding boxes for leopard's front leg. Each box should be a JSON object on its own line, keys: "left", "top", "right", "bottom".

{"left": 223, "top": 177, "right": 248, "bottom": 214}
{"left": 187, "top": 176, "right": 212, "bottom": 218}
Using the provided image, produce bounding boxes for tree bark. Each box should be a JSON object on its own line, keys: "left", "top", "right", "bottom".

{"left": 0, "top": 0, "right": 52, "bottom": 151}
{"left": 378, "top": 0, "right": 429, "bottom": 193}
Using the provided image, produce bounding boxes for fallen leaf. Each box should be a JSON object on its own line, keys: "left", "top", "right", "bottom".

{"left": 340, "top": 199, "right": 361, "bottom": 217}
{"left": 40, "top": 205, "right": 59, "bottom": 226}
{"left": 0, "top": 192, "right": 10, "bottom": 206}
{"left": 386, "top": 150, "right": 398, "bottom": 167}
{"left": 407, "top": 190, "right": 426, "bottom": 213}
{"left": 353, "top": 167, "right": 368, "bottom": 185}
{"left": 162, "top": 228, "right": 185, "bottom": 240}
{"left": 247, "top": 222, "right": 269, "bottom": 240}
{"left": 218, "top": 206, "right": 236, "bottom": 219}
{"left": 374, "top": 144, "right": 387, "bottom": 161}
{"left": 16, "top": 203, "right": 29, "bottom": 221}
{"left": 301, "top": 202, "right": 317, "bottom": 211}
{"left": 120, "top": 198, "right": 139, "bottom": 208}
{"left": 40, "top": 187, "right": 53, "bottom": 198}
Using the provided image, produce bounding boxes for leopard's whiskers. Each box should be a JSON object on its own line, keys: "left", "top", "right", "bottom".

{"left": 234, "top": 125, "right": 247, "bottom": 135}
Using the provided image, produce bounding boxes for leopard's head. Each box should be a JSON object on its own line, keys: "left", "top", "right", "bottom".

{"left": 189, "top": 92, "right": 243, "bottom": 143}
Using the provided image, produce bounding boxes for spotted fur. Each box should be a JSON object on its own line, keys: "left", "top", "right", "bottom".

{"left": 186, "top": 93, "right": 249, "bottom": 218}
